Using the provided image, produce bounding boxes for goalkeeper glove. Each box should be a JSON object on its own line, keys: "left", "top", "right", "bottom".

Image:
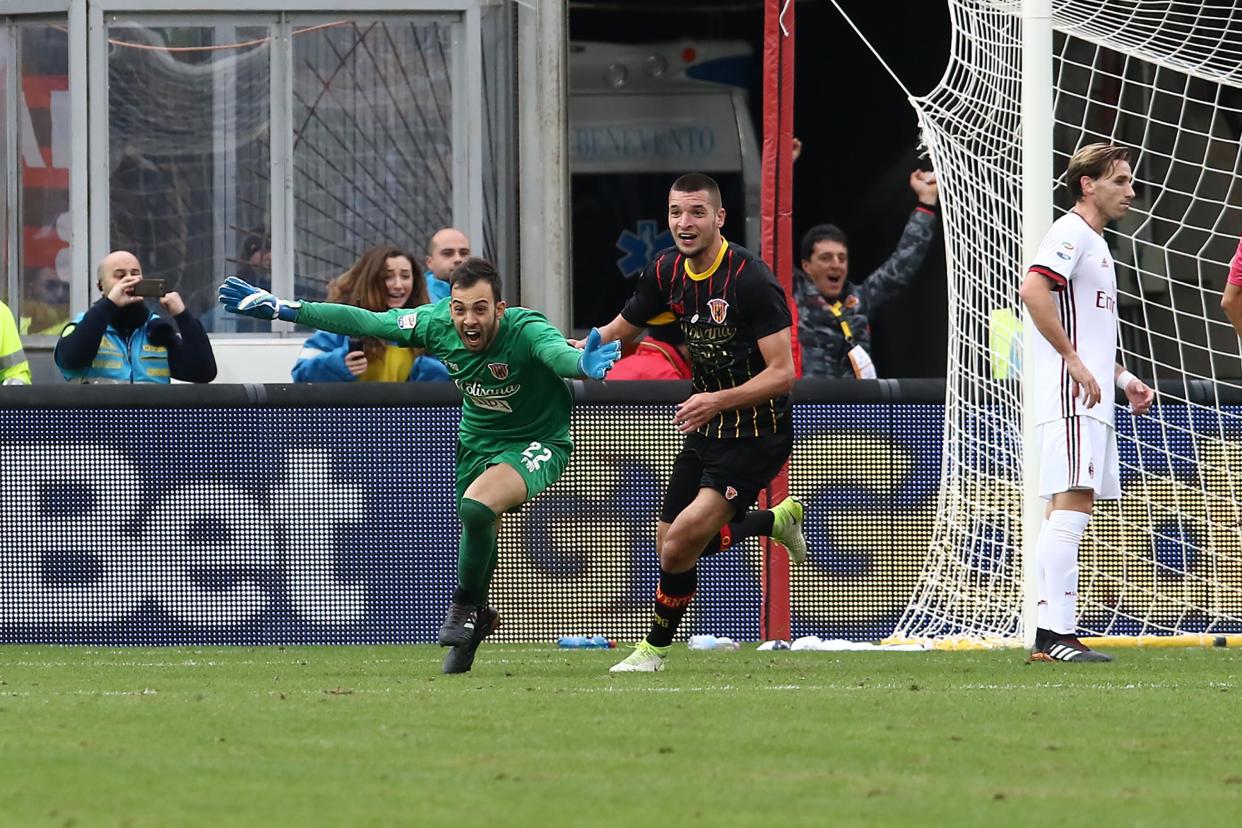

{"left": 577, "top": 327, "right": 622, "bottom": 380}
{"left": 218, "top": 276, "right": 301, "bottom": 322}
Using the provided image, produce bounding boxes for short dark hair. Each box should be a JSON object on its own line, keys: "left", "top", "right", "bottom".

{"left": 670, "top": 173, "right": 722, "bottom": 209}
{"left": 240, "top": 227, "right": 270, "bottom": 258}
{"left": 449, "top": 257, "right": 503, "bottom": 302}
{"left": 800, "top": 224, "right": 849, "bottom": 262}
{"left": 1065, "top": 143, "right": 1132, "bottom": 201}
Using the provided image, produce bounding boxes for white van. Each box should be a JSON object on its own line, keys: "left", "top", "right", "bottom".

{"left": 568, "top": 40, "right": 762, "bottom": 330}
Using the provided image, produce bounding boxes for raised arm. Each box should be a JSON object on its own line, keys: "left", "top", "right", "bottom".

{"left": 855, "top": 171, "right": 938, "bottom": 309}
{"left": 219, "top": 276, "right": 424, "bottom": 345}
{"left": 296, "top": 302, "right": 419, "bottom": 341}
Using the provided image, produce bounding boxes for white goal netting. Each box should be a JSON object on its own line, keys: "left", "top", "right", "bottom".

{"left": 894, "top": 0, "right": 1242, "bottom": 643}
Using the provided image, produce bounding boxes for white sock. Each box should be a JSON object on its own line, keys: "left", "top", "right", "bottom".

{"left": 1035, "top": 516, "right": 1049, "bottom": 630}
{"left": 1036, "top": 510, "right": 1091, "bottom": 635}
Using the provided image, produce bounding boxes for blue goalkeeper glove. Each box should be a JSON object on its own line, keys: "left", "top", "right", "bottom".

{"left": 218, "top": 276, "right": 301, "bottom": 322}
{"left": 578, "top": 327, "right": 622, "bottom": 380}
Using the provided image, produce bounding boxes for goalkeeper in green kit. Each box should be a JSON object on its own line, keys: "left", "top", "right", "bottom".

{"left": 219, "top": 258, "right": 620, "bottom": 674}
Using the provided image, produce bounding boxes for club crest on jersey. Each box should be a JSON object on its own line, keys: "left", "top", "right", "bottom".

{"left": 445, "top": 361, "right": 460, "bottom": 373}
{"left": 707, "top": 298, "right": 730, "bottom": 324}
{"left": 1088, "top": 461, "right": 1095, "bottom": 480}
{"left": 844, "top": 294, "right": 860, "bottom": 309}
{"left": 488, "top": 363, "right": 510, "bottom": 380}
{"left": 724, "top": 485, "right": 738, "bottom": 500}
{"left": 397, "top": 311, "right": 418, "bottom": 329}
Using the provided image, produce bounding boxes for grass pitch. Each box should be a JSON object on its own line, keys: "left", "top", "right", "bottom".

{"left": 2, "top": 645, "right": 1240, "bottom": 827}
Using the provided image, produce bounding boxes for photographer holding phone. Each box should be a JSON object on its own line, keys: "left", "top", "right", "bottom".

{"left": 54, "top": 250, "right": 216, "bottom": 384}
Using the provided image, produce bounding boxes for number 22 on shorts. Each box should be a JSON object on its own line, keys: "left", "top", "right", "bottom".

{"left": 522, "top": 441, "right": 552, "bottom": 472}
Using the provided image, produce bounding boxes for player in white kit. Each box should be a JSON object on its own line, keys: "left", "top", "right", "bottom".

{"left": 1018, "top": 143, "right": 1155, "bottom": 662}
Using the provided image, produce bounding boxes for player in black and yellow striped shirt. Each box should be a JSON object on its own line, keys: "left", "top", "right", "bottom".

{"left": 591, "top": 173, "right": 807, "bottom": 672}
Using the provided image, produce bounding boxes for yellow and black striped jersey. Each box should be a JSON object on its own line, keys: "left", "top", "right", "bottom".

{"left": 621, "top": 239, "right": 792, "bottom": 438}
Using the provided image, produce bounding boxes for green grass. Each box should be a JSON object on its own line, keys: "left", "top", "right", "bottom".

{"left": 2, "top": 645, "right": 1241, "bottom": 827}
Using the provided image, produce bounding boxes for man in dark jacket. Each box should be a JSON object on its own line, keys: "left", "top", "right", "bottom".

{"left": 55, "top": 250, "right": 216, "bottom": 383}
{"left": 796, "top": 170, "right": 939, "bottom": 378}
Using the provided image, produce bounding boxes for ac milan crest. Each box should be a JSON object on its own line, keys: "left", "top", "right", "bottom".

{"left": 488, "top": 363, "right": 510, "bottom": 380}
{"left": 707, "top": 298, "right": 730, "bottom": 324}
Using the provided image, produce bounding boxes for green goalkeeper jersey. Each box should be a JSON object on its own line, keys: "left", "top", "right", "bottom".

{"left": 295, "top": 299, "right": 583, "bottom": 454}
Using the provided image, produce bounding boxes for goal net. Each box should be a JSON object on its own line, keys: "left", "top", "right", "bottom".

{"left": 894, "top": 0, "right": 1242, "bottom": 644}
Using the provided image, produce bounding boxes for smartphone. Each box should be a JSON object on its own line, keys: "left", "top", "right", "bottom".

{"left": 130, "top": 278, "right": 166, "bottom": 298}
{"left": 348, "top": 337, "right": 364, "bottom": 353}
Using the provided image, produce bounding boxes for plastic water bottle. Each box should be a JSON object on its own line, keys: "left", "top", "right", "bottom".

{"left": 557, "top": 634, "right": 612, "bottom": 649}
{"left": 689, "top": 634, "right": 740, "bottom": 651}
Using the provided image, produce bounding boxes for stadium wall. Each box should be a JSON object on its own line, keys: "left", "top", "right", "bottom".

{"left": 1, "top": 380, "right": 1235, "bottom": 645}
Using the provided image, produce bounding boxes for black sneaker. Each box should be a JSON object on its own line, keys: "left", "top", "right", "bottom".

{"left": 443, "top": 606, "right": 501, "bottom": 674}
{"left": 438, "top": 602, "right": 478, "bottom": 647}
{"left": 1032, "top": 634, "right": 1113, "bottom": 663}
{"left": 1028, "top": 627, "right": 1054, "bottom": 660}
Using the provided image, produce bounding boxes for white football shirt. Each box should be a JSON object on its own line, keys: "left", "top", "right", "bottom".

{"left": 1027, "top": 211, "right": 1118, "bottom": 427}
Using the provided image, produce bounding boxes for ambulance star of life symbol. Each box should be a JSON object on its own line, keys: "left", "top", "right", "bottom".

{"left": 488, "top": 363, "right": 510, "bottom": 380}
{"left": 615, "top": 220, "right": 673, "bottom": 278}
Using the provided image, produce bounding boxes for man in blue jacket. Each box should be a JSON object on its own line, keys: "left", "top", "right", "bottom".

{"left": 423, "top": 228, "right": 471, "bottom": 303}
{"left": 54, "top": 250, "right": 216, "bottom": 383}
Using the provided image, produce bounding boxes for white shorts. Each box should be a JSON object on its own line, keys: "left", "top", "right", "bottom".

{"left": 1036, "top": 416, "right": 1120, "bottom": 500}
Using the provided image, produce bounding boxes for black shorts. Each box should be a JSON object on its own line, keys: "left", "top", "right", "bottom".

{"left": 659, "top": 429, "right": 794, "bottom": 524}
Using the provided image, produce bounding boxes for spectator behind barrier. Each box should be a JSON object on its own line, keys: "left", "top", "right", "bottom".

{"left": 20, "top": 266, "right": 71, "bottom": 336}
{"left": 292, "top": 245, "right": 450, "bottom": 383}
{"left": 0, "top": 299, "right": 32, "bottom": 385}
{"left": 200, "top": 229, "right": 272, "bottom": 333}
{"left": 605, "top": 315, "right": 691, "bottom": 380}
{"left": 796, "top": 169, "right": 939, "bottom": 379}
{"left": 424, "top": 227, "right": 471, "bottom": 303}
{"left": 54, "top": 250, "right": 217, "bottom": 384}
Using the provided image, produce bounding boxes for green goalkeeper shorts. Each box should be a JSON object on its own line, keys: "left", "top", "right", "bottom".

{"left": 455, "top": 437, "right": 572, "bottom": 510}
